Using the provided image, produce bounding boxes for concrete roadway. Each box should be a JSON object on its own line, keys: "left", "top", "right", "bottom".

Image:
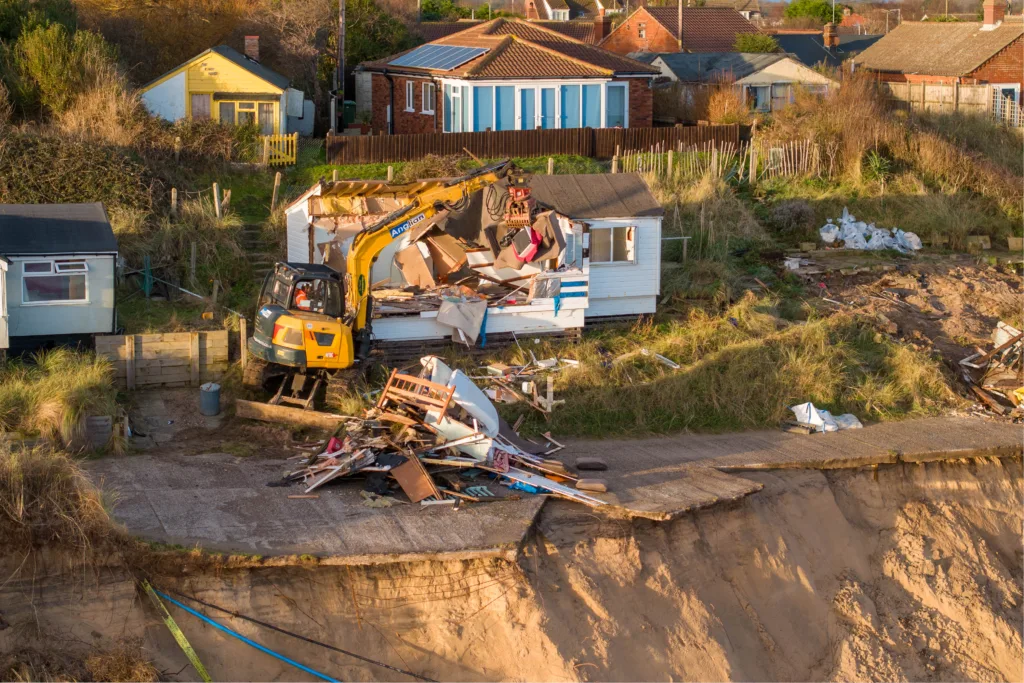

{"left": 84, "top": 415, "right": 1022, "bottom": 561}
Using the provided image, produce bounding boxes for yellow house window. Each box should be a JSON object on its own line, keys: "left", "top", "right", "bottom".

{"left": 211, "top": 100, "right": 276, "bottom": 134}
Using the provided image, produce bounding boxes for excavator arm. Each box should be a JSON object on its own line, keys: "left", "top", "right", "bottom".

{"left": 345, "top": 159, "right": 514, "bottom": 353}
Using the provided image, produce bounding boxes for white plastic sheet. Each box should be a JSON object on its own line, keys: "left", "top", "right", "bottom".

{"left": 790, "top": 402, "right": 862, "bottom": 433}
{"left": 819, "top": 208, "right": 922, "bottom": 253}
{"left": 421, "top": 356, "right": 500, "bottom": 438}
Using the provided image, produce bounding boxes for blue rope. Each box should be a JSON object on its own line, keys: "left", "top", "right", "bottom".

{"left": 155, "top": 590, "right": 340, "bottom": 682}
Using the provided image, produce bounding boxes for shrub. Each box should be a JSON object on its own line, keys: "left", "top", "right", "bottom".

{"left": 784, "top": 0, "right": 834, "bottom": 23}
{"left": 768, "top": 199, "right": 816, "bottom": 239}
{"left": 707, "top": 85, "right": 751, "bottom": 125}
{"left": 733, "top": 33, "right": 779, "bottom": 53}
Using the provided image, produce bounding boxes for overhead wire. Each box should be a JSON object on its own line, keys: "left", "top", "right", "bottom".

{"left": 163, "top": 588, "right": 436, "bottom": 682}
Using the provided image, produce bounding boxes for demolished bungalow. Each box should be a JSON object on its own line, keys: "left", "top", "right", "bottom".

{"left": 284, "top": 173, "right": 663, "bottom": 342}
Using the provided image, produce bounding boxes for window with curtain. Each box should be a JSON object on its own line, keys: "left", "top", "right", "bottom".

{"left": 405, "top": 81, "right": 415, "bottom": 111}
{"left": 770, "top": 83, "right": 792, "bottom": 111}
{"left": 520, "top": 88, "right": 535, "bottom": 129}
{"left": 606, "top": 84, "right": 626, "bottom": 127}
{"left": 473, "top": 86, "right": 493, "bottom": 131}
{"left": 540, "top": 88, "right": 556, "bottom": 129}
{"left": 218, "top": 102, "right": 235, "bottom": 125}
{"left": 582, "top": 84, "right": 601, "bottom": 128}
{"left": 190, "top": 94, "right": 211, "bottom": 120}
{"left": 22, "top": 260, "right": 88, "bottom": 304}
{"left": 443, "top": 84, "right": 452, "bottom": 131}
{"left": 258, "top": 103, "right": 275, "bottom": 134}
{"left": 422, "top": 82, "right": 435, "bottom": 113}
{"left": 560, "top": 84, "right": 580, "bottom": 128}
{"left": 495, "top": 86, "right": 515, "bottom": 131}
{"left": 749, "top": 86, "right": 770, "bottom": 112}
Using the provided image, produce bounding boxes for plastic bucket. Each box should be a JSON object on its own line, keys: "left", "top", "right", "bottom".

{"left": 199, "top": 382, "right": 221, "bottom": 416}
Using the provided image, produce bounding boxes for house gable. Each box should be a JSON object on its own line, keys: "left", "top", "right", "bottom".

{"left": 142, "top": 47, "right": 288, "bottom": 95}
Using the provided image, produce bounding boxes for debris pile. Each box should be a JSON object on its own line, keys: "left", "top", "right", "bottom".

{"left": 959, "top": 321, "right": 1024, "bottom": 418}
{"left": 783, "top": 402, "right": 863, "bottom": 434}
{"left": 819, "top": 208, "right": 922, "bottom": 253}
{"left": 275, "top": 356, "right": 606, "bottom": 508}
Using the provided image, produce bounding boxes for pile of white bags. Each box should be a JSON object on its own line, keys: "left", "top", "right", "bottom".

{"left": 819, "top": 208, "right": 922, "bottom": 253}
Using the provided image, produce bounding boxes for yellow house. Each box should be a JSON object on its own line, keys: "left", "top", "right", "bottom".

{"left": 140, "top": 43, "right": 305, "bottom": 135}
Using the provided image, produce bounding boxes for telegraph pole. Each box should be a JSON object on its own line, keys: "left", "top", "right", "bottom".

{"left": 334, "top": 0, "right": 346, "bottom": 132}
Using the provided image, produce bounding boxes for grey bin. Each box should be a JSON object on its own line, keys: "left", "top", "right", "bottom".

{"left": 199, "top": 382, "right": 221, "bottom": 416}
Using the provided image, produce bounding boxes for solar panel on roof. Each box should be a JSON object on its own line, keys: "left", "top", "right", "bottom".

{"left": 389, "top": 44, "right": 488, "bottom": 71}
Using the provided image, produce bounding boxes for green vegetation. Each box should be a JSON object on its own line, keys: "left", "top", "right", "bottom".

{"left": 783, "top": 0, "right": 838, "bottom": 23}
{"left": 420, "top": 0, "right": 524, "bottom": 20}
{"left": 0, "top": 349, "right": 119, "bottom": 448}
{"left": 733, "top": 33, "right": 780, "bottom": 53}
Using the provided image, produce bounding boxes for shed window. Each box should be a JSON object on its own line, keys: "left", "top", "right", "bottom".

{"left": 771, "top": 83, "right": 792, "bottom": 111}
{"left": 22, "top": 260, "right": 88, "bottom": 304}
{"left": 258, "top": 103, "right": 275, "bottom": 134}
{"left": 589, "top": 226, "right": 635, "bottom": 264}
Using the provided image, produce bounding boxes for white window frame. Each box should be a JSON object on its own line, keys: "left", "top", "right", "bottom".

{"left": 421, "top": 82, "right": 435, "bottom": 114}
{"left": 588, "top": 225, "right": 637, "bottom": 265}
{"left": 21, "top": 258, "right": 90, "bottom": 306}
{"left": 405, "top": 81, "right": 415, "bottom": 112}
{"left": 445, "top": 78, "right": 628, "bottom": 132}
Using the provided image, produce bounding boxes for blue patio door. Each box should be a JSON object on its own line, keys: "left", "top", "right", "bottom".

{"left": 540, "top": 88, "right": 556, "bottom": 129}
{"left": 520, "top": 88, "right": 535, "bottom": 130}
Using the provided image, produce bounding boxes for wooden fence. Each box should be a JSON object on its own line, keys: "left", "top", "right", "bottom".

{"left": 326, "top": 125, "right": 742, "bottom": 164}
{"left": 96, "top": 331, "right": 229, "bottom": 389}
{"left": 262, "top": 133, "right": 299, "bottom": 166}
{"left": 621, "top": 138, "right": 822, "bottom": 184}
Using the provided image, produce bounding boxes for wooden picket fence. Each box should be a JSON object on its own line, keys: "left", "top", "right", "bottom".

{"left": 262, "top": 133, "right": 299, "bottom": 167}
{"left": 326, "top": 125, "right": 742, "bottom": 164}
{"left": 95, "top": 331, "right": 229, "bottom": 389}
{"left": 620, "top": 138, "right": 822, "bottom": 184}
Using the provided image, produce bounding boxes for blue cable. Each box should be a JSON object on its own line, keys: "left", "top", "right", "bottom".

{"left": 155, "top": 590, "right": 340, "bottom": 683}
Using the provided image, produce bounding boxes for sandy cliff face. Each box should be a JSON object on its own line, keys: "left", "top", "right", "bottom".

{"left": 2, "top": 457, "right": 1021, "bottom": 682}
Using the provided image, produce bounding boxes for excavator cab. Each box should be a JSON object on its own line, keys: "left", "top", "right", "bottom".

{"left": 247, "top": 263, "right": 354, "bottom": 408}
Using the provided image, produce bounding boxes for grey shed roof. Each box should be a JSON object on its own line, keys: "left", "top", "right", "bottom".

{"left": 527, "top": 174, "right": 664, "bottom": 218}
{"left": 854, "top": 21, "right": 1024, "bottom": 76}
{"left": 655, "top": 51, "right": 785, "bottom": 81}
{"left": 0, "top": 203, "right": 118, "bottom": 255}
{"left": 774, "top": 32, "right": 882, "bottom": 68}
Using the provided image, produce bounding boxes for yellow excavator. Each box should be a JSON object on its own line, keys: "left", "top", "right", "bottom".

{"left": 245, "top": 159, "right": 524, "bottom": 409}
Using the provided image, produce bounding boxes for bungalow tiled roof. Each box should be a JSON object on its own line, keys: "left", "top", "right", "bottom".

{"left": 526, "top": 20, "right": 597, "bottom": 44}
{"left": 854, "top": 20, "right": 1024, "bottom": 76}
{"left": 644, "top": 7, "right": 761, "bottom": 51}
{"left": 362, "top": 18, "right": 657, "bottom": 78}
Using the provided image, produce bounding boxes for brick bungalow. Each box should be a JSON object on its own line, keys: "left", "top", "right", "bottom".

{"left": 599, "top": 6, "right": 761, "bottom": 55}
{"left": 357, "top": 18, "right": 658, "bottom": 135}
{"left": 854, "top": 0, "right": 1023, "bottom": 108}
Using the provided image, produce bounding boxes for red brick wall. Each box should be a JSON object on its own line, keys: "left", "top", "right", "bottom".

{"left": 600, "top": 8, "right": 679, "bottom": 55}
{"left": 370, "top": 73, "right": 441, "bottom": 134}
{"left": 872, "top": 72, "right": 959, "bottom": 85}
{"left": 622, "top": 77, "right": 653, "bottom": 128}
{"left": 970, "top": 36, "right": 1024, "bottom": 89}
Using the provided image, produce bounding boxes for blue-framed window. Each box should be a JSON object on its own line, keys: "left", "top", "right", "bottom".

{"left": 520, "top": 88, "right": 535, "bottom": 130}
{"left": 473, "top": 86, "right": 493, "bottom": 131}
{"left": 540, "top": 88, "right": 556, "bottom": 129}
{"left": 560, "top": 84, "right": 580, "bottom": 129}
{"left": 495, "top": 86, "right": 515, "bottom": 131}
{"left": 606, "top": 83, "right": 626, "bottom": 127}
{"left": 582, "top": 84, "right": 601, "bottom": 128}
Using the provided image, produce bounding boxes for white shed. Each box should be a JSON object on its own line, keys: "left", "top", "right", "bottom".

{"left": 282, "top": 173, "right": 663, "bottom": 341}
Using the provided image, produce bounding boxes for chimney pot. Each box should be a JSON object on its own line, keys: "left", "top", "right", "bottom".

{"left": 982, "top": 0, "right": 1005, "bottom": 27}
{"left": 244, "top": 35, "right": 260, "bottom": 62}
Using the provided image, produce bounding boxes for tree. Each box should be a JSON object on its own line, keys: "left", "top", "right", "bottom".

{"left": 784, "top": 0, "right": 835, "bottom": 24}
{"left": 420, "top": 0, "right": 471, "bottom": 20}
{"left": 733, "top": 33, "right": 779, "bottom": 52}
{"left": 0, "top": 0, "right": 76, "bottom": 42}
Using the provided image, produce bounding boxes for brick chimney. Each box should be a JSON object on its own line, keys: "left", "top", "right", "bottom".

{"left": 982, "top": 0, "right": 1005, "bottom": 28}
{"left": 526, "top": 0, "right": 540, "bottom": 19}
{"left": 594, "top": 8, "right": 612, "bottom": 42}
{"left": 823, "top": 22, "right": 839, "bottom": 49}
{"left": 244, "top": 35, "right": 260, "bottom": 62}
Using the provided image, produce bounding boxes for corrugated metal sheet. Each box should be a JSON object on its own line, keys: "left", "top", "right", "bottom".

{"left": 855, "top": 20, "right": 1024, "bottom": 76}
{"left": 526, "top": 174, "right": 664, "bottom": 218}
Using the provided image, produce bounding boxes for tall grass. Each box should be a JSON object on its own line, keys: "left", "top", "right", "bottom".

{"left": 0, "top": 349, "right": 118, "bottom": 449}
{"left": 0, "top": 442, "right": 117, "bottom": 554}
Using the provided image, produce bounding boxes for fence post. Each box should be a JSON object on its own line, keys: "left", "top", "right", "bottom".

{"left": 262, "top": 137, "right": 271, "bottom": 166}
{"left": 271, "top": 171, "right": 282, "bottom": 211}
{"left": 125, "top": 336, "right": 136, "bottom": 391}
{"left": 332, "top": 169, "right": 339, "bottom": 182}
{"left": 239, "top": 317, "right": 248, "bottom": 371}
{"left": 189, "top": 242, "right": 197, "bottom": 287}
{"left": 174, "top": 136, "right": 182, "bottom": 163}
{"left": 170, "top": 188, "right": 178, "bottom": 219}
{"left": 547, "top": 157, "right": 554, "bottom": 175}
{"left": 189, "top": 332, "right": 200, "bottom": 387}
{"left": 667, "top": 150, "right": 673, "bottom": 177}
{"left": 212, "top": 183, "right": 221, "bottom": 219}
{"left": 387, "top": 165, "right": 394, "bottom": 182}
{"left": 611, "top": 155, "right": 618, "bottom": 173}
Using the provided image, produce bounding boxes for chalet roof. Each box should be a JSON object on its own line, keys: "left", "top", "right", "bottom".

{"left": 143, "top": 45, "right": 291, "bottom": 91}
{"left": 362, "top": 18, "right": 657, "bottom": 78}
{"left": 774, "top": 32, "right": 881, "bottom": 68}
{"left": 854, "top": 20, "right": 1024, "bottom": 75}
{"left": 527, "top": 174, "right": 664, "bottom": 218}
{"left": 701, "top": 0, "right": 762, "bottom": 14}
{"left": 643, "top": 7, "right": 761, "bottom": 51}
{"left": 654, "top": 51, "right": 785, "bottom": 81}
{"left": 0, "top": 203, "right": 117, "bottom": 255}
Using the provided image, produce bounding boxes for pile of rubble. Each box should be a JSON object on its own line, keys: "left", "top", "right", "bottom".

{"left": 274, "top": 355, "right": 607, "bottom": 508}
{"left": 819, "top": 208, "right": 922, "bottom": 253}
{"left": 959, "top": 321, "right": 1024, "bottom": 418}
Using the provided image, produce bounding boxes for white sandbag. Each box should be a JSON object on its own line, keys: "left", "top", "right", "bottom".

{"left": 833, "top": 413, "right": 863, "bottom": 430}
{"left": 820, "top": 222, "right": 840, "bottom": 243}
{"left": 790, "top": 402, "right": 838, "bottom": 433}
